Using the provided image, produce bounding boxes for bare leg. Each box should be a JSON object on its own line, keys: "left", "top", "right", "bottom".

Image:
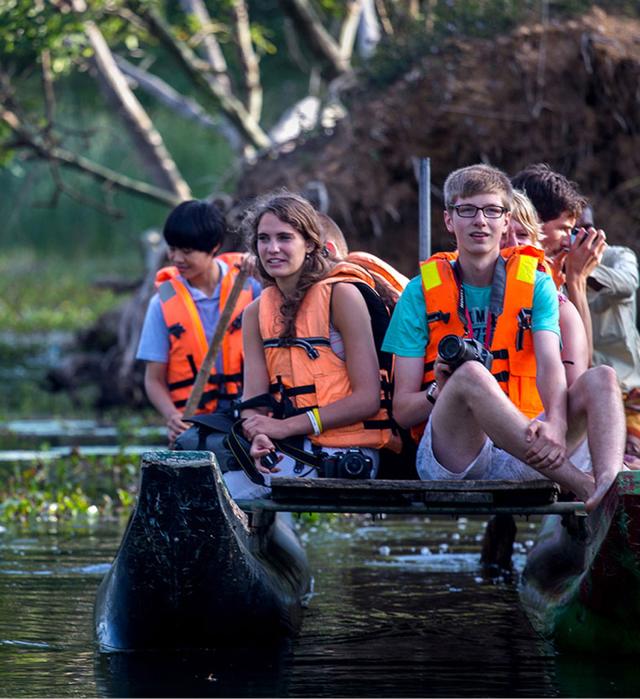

{"left": 567, "top": 365, "right": 624, "bottom": 511}
{"left": 431, "top": 362, "right": 595, "bottom": 501}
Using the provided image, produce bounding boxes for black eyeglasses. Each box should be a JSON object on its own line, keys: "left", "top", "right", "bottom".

{"left": 452, "top": 204, "right": 508, "bottom": 219}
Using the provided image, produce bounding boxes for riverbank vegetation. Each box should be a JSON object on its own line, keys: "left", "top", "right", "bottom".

{"left": 0, "top": 452, "right": 139, "bottom": 524}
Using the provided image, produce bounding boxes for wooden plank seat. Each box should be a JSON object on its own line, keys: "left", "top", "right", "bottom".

{"left": 235, "top": 477, "right": 583, "bottom": 515}
{"left": 268, "top": 478, "right": 560, "bottom": 508}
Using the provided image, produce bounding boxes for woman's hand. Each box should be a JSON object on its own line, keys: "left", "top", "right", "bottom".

{"left": 242, "top": 414, "right": 291, "bottom": 441}
{"left": 250, "top": 433, "right": 282, "bottom": 473}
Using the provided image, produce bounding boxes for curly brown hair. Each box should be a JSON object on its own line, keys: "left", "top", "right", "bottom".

{"left": 243, "top": 191, "right": 334, "bottom": 338}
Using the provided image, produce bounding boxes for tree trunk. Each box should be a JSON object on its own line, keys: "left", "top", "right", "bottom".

{"left": 84, "top": 22, "right": 192, "bottom": 201}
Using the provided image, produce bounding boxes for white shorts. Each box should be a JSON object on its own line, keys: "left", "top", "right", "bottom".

{"left": 224, "top": 439, "right": 379, "bottom": 500}
{"left": 416, "top": 417, "right": 592, "bottom": 482}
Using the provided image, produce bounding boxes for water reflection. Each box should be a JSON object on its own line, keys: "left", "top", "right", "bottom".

{"left": 95, "top": 644, "right": 294, "bottom": 698}
{"left": 1, "top": 515, "right": 640, "bottom": 697}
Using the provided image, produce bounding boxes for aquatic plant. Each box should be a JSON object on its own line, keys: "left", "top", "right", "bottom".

{"left": 0, "top": 451, "right": 140, "bottom": 524}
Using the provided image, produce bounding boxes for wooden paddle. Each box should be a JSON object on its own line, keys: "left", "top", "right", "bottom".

{"left": 182, "top": 263, "right": 250, "bottom": 418}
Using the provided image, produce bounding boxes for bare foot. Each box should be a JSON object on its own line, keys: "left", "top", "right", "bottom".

{"left": 584, "top": 474, "right": 617, "bottom": 513}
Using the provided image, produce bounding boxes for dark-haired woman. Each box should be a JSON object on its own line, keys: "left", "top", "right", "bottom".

{"left": 225, "top": 192, "right": 397, "bottom": 499}
{"left": 136, "top": 199, "right": 261, "bottom": 445}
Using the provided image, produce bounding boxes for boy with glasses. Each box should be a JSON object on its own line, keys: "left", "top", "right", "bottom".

{"left": 383, "top": 164, "right": 623, "bottom": 511}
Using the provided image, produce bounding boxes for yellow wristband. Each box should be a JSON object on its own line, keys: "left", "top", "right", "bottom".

{"left": 312, "top": 407, "right": 324, "bottom": 433}
{"left": 306, "top": 410, "right": 321, "bottom": 436}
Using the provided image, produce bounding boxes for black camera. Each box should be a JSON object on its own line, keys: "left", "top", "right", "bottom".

{"left": 319, "top": 449, "right": 374, "bottom": 479}
{"left": 570, "top": 226, "right": 587, "bottom": 246}
{"left": 437, "top": 334, "right": 493, "bottom": 373}
{"left": 260, "top": 451, "right": 280, "bottom": 470}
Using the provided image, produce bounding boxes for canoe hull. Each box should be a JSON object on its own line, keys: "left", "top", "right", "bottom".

{"left": 94, "top": 451, "right": 311, "bottom": 652}
{"left": 520, "top": 471, "right": 640, "bottom": 654}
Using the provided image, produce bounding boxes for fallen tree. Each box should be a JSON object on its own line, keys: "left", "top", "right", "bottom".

{"left": 48, "top": 7, "right": 640, "bottom": 409}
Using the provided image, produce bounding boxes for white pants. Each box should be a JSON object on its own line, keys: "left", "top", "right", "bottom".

{"left": 416, "top": 417, "right": 592, "bottom": 481}
{"left": 224, "top": 438, "right": 379, "bottom": 499}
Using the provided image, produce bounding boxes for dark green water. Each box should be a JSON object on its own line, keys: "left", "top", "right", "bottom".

{"left": 1, "top": 515, "right": 638, "bottom": 697}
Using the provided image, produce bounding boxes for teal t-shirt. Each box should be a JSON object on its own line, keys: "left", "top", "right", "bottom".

{"left": 382, "top": 268, "right": 560, "bottom": 358}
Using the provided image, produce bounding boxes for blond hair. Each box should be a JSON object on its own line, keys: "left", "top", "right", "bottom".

{"left": 511, "top": 189, "right": 542, "bottom": 245}
{"left": 444, "top": 164, "right": 513, "bottom": 210}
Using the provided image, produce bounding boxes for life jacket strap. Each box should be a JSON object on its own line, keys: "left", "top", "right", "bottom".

{"left": 168, "top": 371, "right": 243, "bottom": 392}
{"left": 173, "top": 386, "right": 241, "bottom": 410}
{"left": 516, "top": 308, "right": 533, "bottom": 351}
{"left": 263, "top": 336, "right": 332, "bottom": 360}
{"left": 363, "top": 418, "right": 394, "bottom": 430}
{"left": 268, "top": 382, "right": 316, "bottom": 398}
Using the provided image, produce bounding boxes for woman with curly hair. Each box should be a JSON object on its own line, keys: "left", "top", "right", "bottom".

{"left": 225, "top": 191, "right": 396, "bottom": 498}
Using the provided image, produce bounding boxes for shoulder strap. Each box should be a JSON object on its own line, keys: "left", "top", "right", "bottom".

{"left": 224, "top": 419, "right": 322, "bottom": 486}
{"left": 351, "top": 282, "right": 392, "bottom": 374}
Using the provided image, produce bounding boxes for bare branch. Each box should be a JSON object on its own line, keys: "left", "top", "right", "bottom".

{"left": 0, "top": 104, "right": 182, "bottom": 207}
{"left": 83, "top": 20, "right": 192, "bottom": 200}
{"left": 41, "top": 50, "right": 57, "bottom": 137}
{"left": 374, "top": 0, "right": 394, "bottom": 35}
{"left": 357, "top": 0, "right": 381, "bottom": 58}
{"left": 278, "top": 0, "right": 351, "bottom": 79}
{"left": 128, "top": 0, "right": 271, "bottom": 150}
{"left": 115, "top": 55, "right": 243, "bottom": 151}
{"left": 179, "top": 0, "right": 232, "bottom": 92}
{"left": 231, "top": 0, "right": 262, "bottom": 122}
{"left": 47, "top": 158, "right": 124, "bottom": 217}
{"left": 338, "top": 1, "right": 362, "bottom": 62}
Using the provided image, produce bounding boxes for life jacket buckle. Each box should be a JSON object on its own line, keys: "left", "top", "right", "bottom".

{"left": 168, "top": 322, "right": 186, "bottom": 338}
{"left": 516, "top": 308, "right": 533, "bottom": 351}
{"left": 426, "top": 311, "right": 451, "bottom": 325}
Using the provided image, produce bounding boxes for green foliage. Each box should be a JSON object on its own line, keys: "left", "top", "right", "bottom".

{"left": 0, "top": 0, "right": 138, "bottom": 72}
{"left": 0, "top": 451, "right": 140, "bottom": 523}
{"left": 0, "top": 249, "right": 126, "bottom": 333}
{"left": 1, "top": 0, "right": 84, "bottom": 64}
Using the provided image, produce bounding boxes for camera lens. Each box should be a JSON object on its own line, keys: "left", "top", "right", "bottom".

{"left": 341, "top": 454, "right": 366, "bottom": 477}
{"left": 438, "top": 334, "right": 464, "bottom": 362}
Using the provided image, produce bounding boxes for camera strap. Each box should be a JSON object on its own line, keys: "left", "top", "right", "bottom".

{"left": 225, "top": 418, "right": 323, "bottom": 485}
{"left": 452, "top": 258, "right": 505, "bottom": 349}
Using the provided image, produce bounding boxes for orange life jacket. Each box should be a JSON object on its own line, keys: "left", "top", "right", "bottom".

{"left": 410, "top": 246, "right": 548, "bottom": 442}
{"left": 258, "top": 261, "right": 400, "bottom": 451}
{"left": 155, "top": 252, "right": 257, "bottom": 414}
{"left": 345, "top": 251, "right": 409, "bottom": 309}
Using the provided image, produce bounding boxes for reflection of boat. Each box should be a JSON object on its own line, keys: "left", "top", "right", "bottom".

{"left": 94, "top": 643, "right": 294, "bottom": 697}
{"left": 520, "top": 470, "right": 640, "bottom": 654}
{"left": 94, "top": 451, "right": 311, "bottom": 651}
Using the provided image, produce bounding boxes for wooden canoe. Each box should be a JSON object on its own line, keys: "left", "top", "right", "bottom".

{"left": 520, "top": 470, "right": 640, "bottom": 654}
{"left": 94, "top": 448, "right": 591, "bottom": 653}
{"left": 94, "top": 450, "right": 311, "bottom": 652}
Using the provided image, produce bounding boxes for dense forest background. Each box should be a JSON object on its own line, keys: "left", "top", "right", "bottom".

{"left": 1, "top": 0, "right": 639, "bottom": 416}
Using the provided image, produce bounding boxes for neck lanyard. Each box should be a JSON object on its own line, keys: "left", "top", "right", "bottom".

{"left": 452, "top": 261, "right": 496, "bottom": 349}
